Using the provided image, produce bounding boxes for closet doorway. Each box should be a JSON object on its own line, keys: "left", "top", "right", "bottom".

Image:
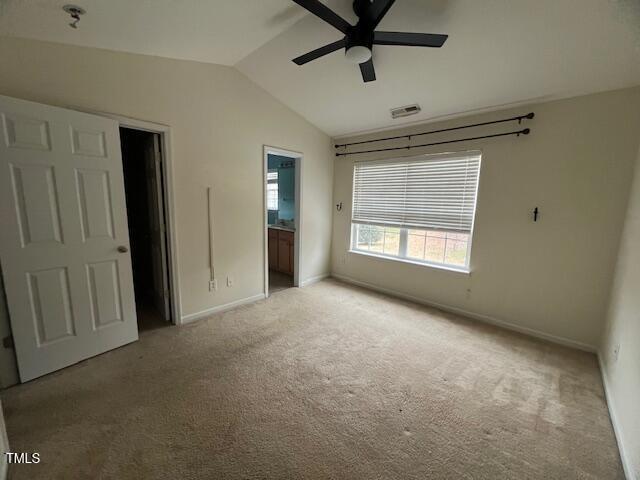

{"left": 120, "top": 127, "right": 172, "bottom": 330}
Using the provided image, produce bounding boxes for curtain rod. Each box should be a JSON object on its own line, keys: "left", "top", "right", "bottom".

{"left": 336, "top": 128, "right": 530, "bottom": 157}
{"left": 334, "top": 112, "right": 535, "bottom": 149}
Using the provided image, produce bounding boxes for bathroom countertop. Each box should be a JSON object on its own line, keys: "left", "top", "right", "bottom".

{"left": 268, "top": 225, "right": 295, "bottom": 233}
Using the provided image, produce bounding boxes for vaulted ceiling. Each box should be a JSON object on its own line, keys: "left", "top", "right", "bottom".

{"left": 2, "top": 0, "right": 640, "bottom": 136}
{"left": 0, "top": 0, "right": 307, "bottom": 65}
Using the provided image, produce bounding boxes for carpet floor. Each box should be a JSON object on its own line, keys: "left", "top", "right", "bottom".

{"left": 1, "top": 279, "right": 623, "bottom": 479}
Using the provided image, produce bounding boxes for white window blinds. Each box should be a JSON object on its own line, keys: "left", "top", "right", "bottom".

{"left": 352, "top": 151, "right": 481, "bottom": 232}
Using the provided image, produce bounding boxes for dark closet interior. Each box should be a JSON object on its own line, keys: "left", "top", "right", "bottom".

{"left": 120, "top": 128, "right": 170, "bottom": 331}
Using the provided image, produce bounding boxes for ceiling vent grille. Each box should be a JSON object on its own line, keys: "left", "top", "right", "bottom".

{"left": 390, "top": 104, "right": 421, "bottom": 119}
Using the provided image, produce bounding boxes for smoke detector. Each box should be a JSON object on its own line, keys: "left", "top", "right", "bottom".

{"left": 391, "top": 104, "right": 421, "bottom": 119}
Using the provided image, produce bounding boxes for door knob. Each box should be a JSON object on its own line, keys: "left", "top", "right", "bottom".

{"left": 117, "top": 246, "right": 129, "bottom": 253}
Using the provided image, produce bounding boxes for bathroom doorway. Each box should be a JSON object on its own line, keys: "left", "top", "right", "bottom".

{"left": 263, "top": 147, "right": 302, "bottom": 296}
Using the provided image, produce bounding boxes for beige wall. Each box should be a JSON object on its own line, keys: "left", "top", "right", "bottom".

{"left": 601, "top": 140, "right": 640, "bottom": 480}
{"left": 332, "top": 87, "right": 640, "bottom": 349}
{"left": 0, "top": 36, "right": 333, "bottom": 376}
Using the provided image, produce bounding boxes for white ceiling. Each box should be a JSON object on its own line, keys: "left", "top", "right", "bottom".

{"left": 1, "top": 0, "right": 639, "bottom": 136}
{"left": 0, "top": 0, "right": 307, "bottom": 66}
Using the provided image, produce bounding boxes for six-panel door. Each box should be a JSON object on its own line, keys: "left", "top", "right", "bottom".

{"left": 0, "top": 95, "right": 138, "bottom": 382}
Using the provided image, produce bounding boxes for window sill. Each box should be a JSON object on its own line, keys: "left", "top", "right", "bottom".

{"left": 348, "top": 249, "right": 471, "bottom": 275}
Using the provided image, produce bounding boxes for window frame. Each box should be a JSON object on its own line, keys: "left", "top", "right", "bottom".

{"left": 348, "top": 150, "right": 481, "bottom": 274}
{"left": 349, "top": 224, "right": 473, "bottom": 273}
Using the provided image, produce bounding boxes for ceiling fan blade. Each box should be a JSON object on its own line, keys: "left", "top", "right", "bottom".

{"left": 292, "top": 39, "right": 347, "bottom": 65}
{"left": 291, "top": 0, "right": 352, "bottom": 34}
{"left": 361, "top": 0, "right": 396, "bottom": 29}
{"left": 374, "top": 31, "right": 448, "bottom": 47}
{"left": 359, "top": 58, "right": 376, "bottom": 83}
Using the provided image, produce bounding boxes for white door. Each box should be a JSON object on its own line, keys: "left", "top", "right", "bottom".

{"left": 0, "top": 95, "right": 138, "bottom": 382}
{"left": 146, "top": 135, "right": 170, "bottom": 321}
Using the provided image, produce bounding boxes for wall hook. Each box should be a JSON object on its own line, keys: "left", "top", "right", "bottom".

{"left": 336, "top": 202, "right": 343, "bottom": 212}
{"left": 533, "top": 207, "right": 539, "bottom": 222}
{"left": 63, "top": 5, "right": 86, "bottom": 29}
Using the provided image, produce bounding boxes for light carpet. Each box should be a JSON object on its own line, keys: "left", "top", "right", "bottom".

{"left": 1, "top": 279, "right": 623, "bottom": 479}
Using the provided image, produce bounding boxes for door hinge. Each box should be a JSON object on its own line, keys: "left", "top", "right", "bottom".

{"left": 3, "top": 335, "right": 14, "bottom": 349}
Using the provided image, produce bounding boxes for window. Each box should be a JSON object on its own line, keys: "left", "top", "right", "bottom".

{"left": 267, "top": 170, "right": 278, "bottom": 211}
{"left": 350, "top": 151, "right": 481, "bottom": 271}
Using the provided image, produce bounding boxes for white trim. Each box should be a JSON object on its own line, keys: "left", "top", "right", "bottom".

{"left": 263, "top": 151, "right": 269, "bottom": 297}
{"left": 331, "top": 273, "right": 597, "bottom": 352}
{"left": 0, "top": 399, "right": 8, "bottom": 480}
{"left": 263, "top": 146, "right": 303, "bottom": 297}
{"left": 299, "top": 273, "right": 330, "bottom": 287}
{"left": 180, "top": 293, "right": 266, "bottom": 324}
{"left": 87, "top": 112, "right": 183, "bottom": 326}
{"left": 295, "top": 154, "right": 302, "bottom": 287}
{"left": 598, "top": 353, "right": 635, "bottom": 480}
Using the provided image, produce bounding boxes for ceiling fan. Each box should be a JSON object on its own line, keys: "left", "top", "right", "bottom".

{"left": 291, "top": 0, "right": 448, "bottom": 83}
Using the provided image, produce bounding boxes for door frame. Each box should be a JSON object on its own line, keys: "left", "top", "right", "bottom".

{"left": 97, "top": 113, "right": 182, "bottom": 325}
{"left": 263, "top": 146, "right": 302, "bottom": 297}
{"left": 0, "top": 399, "right": 7, "bottom": 480}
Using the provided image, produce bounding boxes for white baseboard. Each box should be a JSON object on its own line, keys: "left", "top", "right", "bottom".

{"left": 300, "top": 273, "right": 330, "bottom": 287}
{"left": 180, "top": 293, "right": 266, "bottom": 325}
{"left": 331, "top": 273, "right": 597, "bottom": 353}
{"left": 598, "top": 353, "right": 635, "bottom": 480}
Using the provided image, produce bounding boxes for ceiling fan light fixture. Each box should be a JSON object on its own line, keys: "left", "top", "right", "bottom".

{"left": 345, "top": 45, "right": 372, "bottom": 64}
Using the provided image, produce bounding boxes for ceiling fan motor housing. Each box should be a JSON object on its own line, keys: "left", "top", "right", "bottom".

{"left": 349, "top": 0, "right": 376, "bottom": 49}
{"left": 352, "top": 0, "right": 375, "bottom": 20}
{"left": 346, "top": 26, "right": 374, "bottom": 52}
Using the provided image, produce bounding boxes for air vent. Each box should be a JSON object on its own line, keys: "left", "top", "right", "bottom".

{"left": 390, "top": 104, "right": 421, "bottom": 119}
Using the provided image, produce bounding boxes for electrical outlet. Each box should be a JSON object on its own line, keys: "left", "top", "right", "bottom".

{"left": 613, "top": 344, "right": 620, "bottom": 362}
{"left": 209, "top": 279, "right": 217, "bottom": 292}
{"left": 227, "top": 276, "right": 234, "bottom": 287}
